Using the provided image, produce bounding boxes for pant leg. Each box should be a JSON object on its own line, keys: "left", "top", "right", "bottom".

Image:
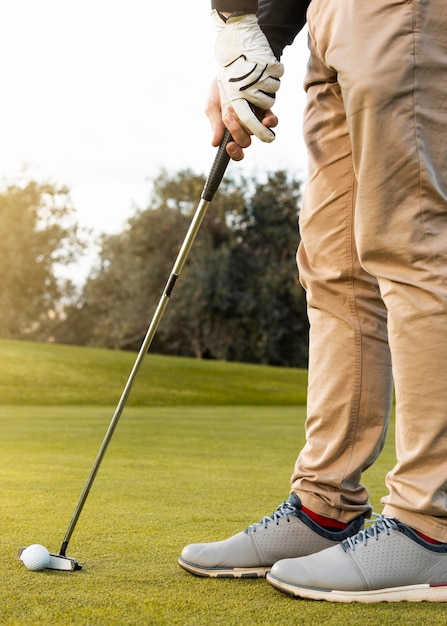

{"left": 297, "top": 0, "right": 447, "bottom": 540}
{"left": 291, "top": 15, "right": 393, "bottom": 523}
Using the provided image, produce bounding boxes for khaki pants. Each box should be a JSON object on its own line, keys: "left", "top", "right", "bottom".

{"left": 291, "top": 0, "right": 447, "bottom": 541}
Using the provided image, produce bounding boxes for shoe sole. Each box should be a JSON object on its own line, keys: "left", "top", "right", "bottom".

{"left": 178, "top": 557, "right": 269, "bottom": 579}
{"left": 267, "top": 573, "right": 447, "bottom": 603}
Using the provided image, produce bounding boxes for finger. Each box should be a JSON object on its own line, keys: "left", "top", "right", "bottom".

{"left": 205, "top": 99, "right": 227, "bottom": 149}
{"left": 223, "top": 109, "right": 252, "bottom": 147}
{"left": 231, "top": 99, "right": 276, "bottom": 142}
{"left": 251, "top": 105, "right": 279, "bottom": 129}
{"left": 226, "top": 141, "right": 245, "bottom": 161}
{"left": 221, "top": 113, "right": 250, "bottom": 161}
{"left": 228, "top": 103, "right": 278, "bottom": 133}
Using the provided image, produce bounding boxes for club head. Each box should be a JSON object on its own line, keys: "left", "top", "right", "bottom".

{"left": 18, "top": 546, "right": 82, "bottom": 571}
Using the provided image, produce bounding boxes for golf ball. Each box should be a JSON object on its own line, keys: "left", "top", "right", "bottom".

{"left": 20, "top": 544, "right": 51, "bottom": 571}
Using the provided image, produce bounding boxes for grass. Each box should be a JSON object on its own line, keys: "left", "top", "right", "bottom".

{"left": 1, "top": 339, "right": 446, "bottom": 625}
{"left": 0, "top": 338, "right": 308, "bottom": 406}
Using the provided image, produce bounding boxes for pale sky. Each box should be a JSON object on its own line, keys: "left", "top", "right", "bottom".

{"left": 1, "top": 1, "right": 309, "bottom": 275}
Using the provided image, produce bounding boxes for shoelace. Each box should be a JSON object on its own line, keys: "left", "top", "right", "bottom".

{"left": 247, "top": 500, "right": 298, "bottom": 533}
{"left": 342, "top": 513, "right": 399, "bottom": 551}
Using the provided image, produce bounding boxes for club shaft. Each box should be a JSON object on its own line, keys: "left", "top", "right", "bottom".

{"left": 60, "top": 131, "right": 232, "bottom": 556}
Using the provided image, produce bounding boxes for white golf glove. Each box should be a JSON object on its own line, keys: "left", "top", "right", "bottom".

{"left": 212, "top": 10, "right": 284, "bottom": 143}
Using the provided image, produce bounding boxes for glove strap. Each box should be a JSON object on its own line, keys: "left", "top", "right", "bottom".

{"left": 217, "top": 10, "right": 253, "bottom": 22}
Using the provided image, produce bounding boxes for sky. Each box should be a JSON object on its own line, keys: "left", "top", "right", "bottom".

{"left": 1, "top": 1, "right": 309, "bottom": 276}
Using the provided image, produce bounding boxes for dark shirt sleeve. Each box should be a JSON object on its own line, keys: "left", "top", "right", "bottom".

{"left": 258, "top": 0, "right": 310, "bottom": 58}
{"left": 211, "top": 0, "right": 258, "bottom": 12}
{"left": 210, "top": 0, "right": 310, "bottom": 59}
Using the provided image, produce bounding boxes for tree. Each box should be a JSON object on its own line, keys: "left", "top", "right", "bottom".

{"left": 164, "top": 170, "right": 308, "bottom": 365}
{"left": 0, "top": 179, "right": 86, "bottom": 340}
{"left": 66, "top": 171, "right": 200, "bottom": 349}
{"left": 60, "top": 168, "right": 309, "bottom": 367}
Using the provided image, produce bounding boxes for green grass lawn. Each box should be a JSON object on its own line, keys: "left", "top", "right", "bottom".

{"left": 1, "top": 339, "right": 445, "bottom": 625}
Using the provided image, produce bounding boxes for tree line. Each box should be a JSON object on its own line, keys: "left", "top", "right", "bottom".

{"left": 1, "top": 169, "right": 309, "bottom": 367}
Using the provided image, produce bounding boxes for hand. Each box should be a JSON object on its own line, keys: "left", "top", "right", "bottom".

{"left": 212, "top": 11, "right": 283, "bottom": 143}
{"left": 206, "top": 78, "right": 278, "bottom": 161}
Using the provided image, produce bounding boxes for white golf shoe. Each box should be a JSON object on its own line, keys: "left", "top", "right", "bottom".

{"left": 267, "top": 514, "right": 447, "bottom": 602}
{"left": 178, "top": 494, "right": 364, "bottom": 578}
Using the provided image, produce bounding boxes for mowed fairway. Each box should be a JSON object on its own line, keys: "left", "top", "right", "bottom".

{"left": 1, "top": 339, "right": 445, "bottom": 625}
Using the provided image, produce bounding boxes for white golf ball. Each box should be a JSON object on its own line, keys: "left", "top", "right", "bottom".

{"left": 20, "top": 544, "right": 51, "bottom": 571}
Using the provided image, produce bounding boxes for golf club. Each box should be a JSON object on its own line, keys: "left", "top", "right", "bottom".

{"left": 18, "top": 129, "right": 233, "bottom": 571}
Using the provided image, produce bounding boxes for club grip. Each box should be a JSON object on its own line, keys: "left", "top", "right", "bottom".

{"left": 201, "top": 129, "right": 232, "bottom": 201}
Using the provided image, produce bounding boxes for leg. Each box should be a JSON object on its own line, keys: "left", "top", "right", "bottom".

{"left": 328, "top": 0, "right": 447, "bottom": 540}
{"left": 292, "top": 30, "right": 393, "bottom": 522}
{"left": 268, "top": 0, "right": 447, "bottom": 601}
{"left": 298, "top": 0, "right": 447, "bottom": 542}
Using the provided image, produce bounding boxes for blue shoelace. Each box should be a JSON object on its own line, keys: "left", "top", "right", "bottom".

{"left": 248, "top": 499, "right": 298, "bottom": 533}
{"left": 342, "top": 514, "right": 399, "bottom": 551}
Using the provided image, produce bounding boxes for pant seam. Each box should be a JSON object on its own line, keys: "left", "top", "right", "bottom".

{"left": 337, "top": 168, "right": 363, "bottom": 497}
{"left": 411, "top": 2, "right": 447, "bottom": 291}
